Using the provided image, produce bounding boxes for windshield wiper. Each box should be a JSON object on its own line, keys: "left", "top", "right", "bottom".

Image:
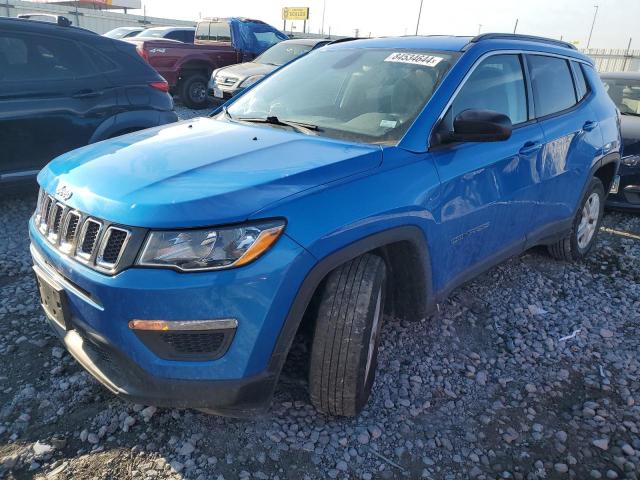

{"left": 234, "top": 115, "right": 320, "bottom": 135}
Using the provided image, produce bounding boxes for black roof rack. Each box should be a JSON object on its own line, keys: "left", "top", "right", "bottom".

{"left": 468, "top": 33, "right": 577, "bottom": 51}
{"left": 16, "top": 13, "right": 72, "bottom": 27}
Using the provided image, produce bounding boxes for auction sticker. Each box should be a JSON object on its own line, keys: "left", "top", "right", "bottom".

{"left": 384, "top": 52, "right": 443, "bottom": 67}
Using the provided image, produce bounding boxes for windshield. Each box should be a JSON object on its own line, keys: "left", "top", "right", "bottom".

{"left": 602, "top": 77, "right": 640, "bottom": 116}
{"left": 256, "top": 42, "right": 313, "bottom": 66}
{"left": 227, "top": 48, "right": 456, "bottom": 144}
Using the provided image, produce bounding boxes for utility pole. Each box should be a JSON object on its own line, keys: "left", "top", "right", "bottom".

{"left": 586, "top": 5, "right": 598, "bottom": 49}
{"left": 321, "top": 0, "right": 326, "bottom": 36}
{"left": 477, "top": 24, "right": 482, "bottom": 35}
{"left": 354, "top": 28, "right": 359, "bottom": 38}
{"left": 74, "top": 1, "right": 79, "bottom": 27}
{"left": 5, "top": 0, "right": 11, "bottom": 17}
{"left": 415, "top": 0, "right": 424, "bottom": 35}
{"left": 513, "top": 18, "right": 518, "bottom": 34}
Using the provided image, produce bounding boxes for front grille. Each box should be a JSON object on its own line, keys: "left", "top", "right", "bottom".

{"left": 161, "top": 332, "right": 225, "bottom": 354}
{"left": 33, "top": 189, "right": 135, "bottom": 274}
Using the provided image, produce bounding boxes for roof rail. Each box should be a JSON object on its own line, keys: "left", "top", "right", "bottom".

{"left": 468, "top": 33, "right": 577, "bottom": 50}
{"left": 17, "top": 13, "right": 73, "bottom": 27}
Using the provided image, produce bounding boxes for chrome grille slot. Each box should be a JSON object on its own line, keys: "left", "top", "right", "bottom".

{"left": 96, "top": 227, "right": 130, "bottom": 268}
{"left": 48, "top": 203, "right": 65, "bottom": 241}
{"left": 78, "top": 219, "right": 102, "bottom": 258}
{"left": 60, "top": 211, "right": 81, "bottom": 253}
{"left": 39, "top": 196, "right": 53, "bottom": 233}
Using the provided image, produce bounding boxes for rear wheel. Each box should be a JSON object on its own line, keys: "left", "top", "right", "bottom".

{"left": 179, "top": 73, "right": 209, "bottom": 109}
{"left": 308, "top": 254, "right": 387, "bottom": 416}
{"left": 548, "top": 177, "right": 605, "bottom": 261}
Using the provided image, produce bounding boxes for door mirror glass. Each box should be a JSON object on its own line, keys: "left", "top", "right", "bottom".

{"left": 449, "top": 108, "right": 512, "bottom": 142}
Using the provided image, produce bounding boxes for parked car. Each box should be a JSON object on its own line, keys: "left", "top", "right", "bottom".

{"left": 30, "top": 34, "right": 620, "bottom": 417}
{"left": 0, "top": 17, "right": 178, "bottom": 190}
{"left": 601, "top": 72, "right": 640, "bottom": 210}
{"left": 208, "top": 38, "right": 331, "bottom": 101}
{"left": 103, "top": 26, "right": 146, "bottom": 39}
{"left": 127, "top": 17, "right": 287, "bottom": 109}
{"left": 134, "top": 26, "right": 196, "bottom": 44}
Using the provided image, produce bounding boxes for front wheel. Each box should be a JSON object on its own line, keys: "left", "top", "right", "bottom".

{"left": 179, "top": 73, "right": 209, "bottom": 109}
{"left": 308, "top": 254, "right": 387, "bottom": 416}
{"left": 547, "top": 177, "right": 605, "bottom": 261}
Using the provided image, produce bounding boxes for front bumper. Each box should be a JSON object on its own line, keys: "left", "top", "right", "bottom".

{"left": 30, "top": 218, "right": 315, "bottom": 415}
{"left": 606, "top": 164, "right": 640, "bottom": 211}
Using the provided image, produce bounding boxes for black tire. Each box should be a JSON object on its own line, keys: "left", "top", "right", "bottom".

{"left": 179, "top": 73, "right": 209, "bottom": 109}
{"left": 547, "top": 177, "right": 605, "bottom": 261}
{"left": 309, "top": 254, "right": 387, "bottom": 416}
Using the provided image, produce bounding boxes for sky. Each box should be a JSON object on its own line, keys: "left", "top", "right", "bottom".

{"left": 129, "top": 0, "right": 638, "bottom": 49}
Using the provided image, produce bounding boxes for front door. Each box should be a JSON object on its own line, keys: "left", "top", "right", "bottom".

{"left": 429, "top": 53, "right": 545, "bottom": 291}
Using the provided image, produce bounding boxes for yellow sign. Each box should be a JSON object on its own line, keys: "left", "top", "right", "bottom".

{"left": 282, "top": 7, "right": 309, "bottom": 21}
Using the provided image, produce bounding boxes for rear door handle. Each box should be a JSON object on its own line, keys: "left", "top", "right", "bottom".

{"left": 519, "top": 141, "right": 542, "bottom": 155}
{"left": 71, "top": 89, "right": 101, "bottom": 99}
{"left": 583, "top": 120, "right": 598, "bottom": 132}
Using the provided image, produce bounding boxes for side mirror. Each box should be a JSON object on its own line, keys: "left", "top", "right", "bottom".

{"left": 438, "top": 109, "right": 513, "bottom": 144}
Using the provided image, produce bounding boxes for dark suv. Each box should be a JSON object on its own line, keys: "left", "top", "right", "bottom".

{"left": 0, "top": 17, "right": 178, "bottom": 190}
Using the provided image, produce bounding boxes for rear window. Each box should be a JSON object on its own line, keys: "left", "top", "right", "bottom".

{"left": 528, "top": 55, "right": 577, "bottom": 118}
{"left": 196, "top": 22, "right": 231, "bottom": 42}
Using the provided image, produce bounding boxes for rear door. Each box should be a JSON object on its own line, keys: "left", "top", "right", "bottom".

{"left": 525, "top": 54, "right": 603, "bottom": 233}
{"left": 0, "top": 30, "right": 111, "bottom": 178}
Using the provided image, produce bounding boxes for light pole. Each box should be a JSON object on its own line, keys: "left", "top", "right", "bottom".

{"left": 415, "top": 0, "right": 423, "bottom": 35}
{"left": 321, "top": 0, "right": 326, "bottom": 36}
{"left": 586, "top": 5, "right": 598, "bottom": 49}
{"left": 477, "top": 24, "right": 482, "bottom": 35}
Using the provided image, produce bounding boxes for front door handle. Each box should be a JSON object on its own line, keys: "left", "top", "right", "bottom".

{"left": 519, "top": 141, "right": 542, "bottom": 155}
{"left": 71, "top": 89, "right": 101, "bottom": 99}
{"left": 583, "top": 120, "right": 598, "bottom": 132}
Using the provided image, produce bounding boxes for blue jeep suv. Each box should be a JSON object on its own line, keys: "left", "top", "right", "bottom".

{"left": 30, "top": 34, "right": 620, "bottom": 417}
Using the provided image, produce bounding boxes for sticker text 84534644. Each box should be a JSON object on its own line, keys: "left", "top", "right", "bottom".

{"left": 384, "top": 52, "right": 443, "bottom": 67}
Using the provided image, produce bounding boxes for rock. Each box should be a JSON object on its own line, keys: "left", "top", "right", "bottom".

{"left": 169, "top": 460, "right": 184, "bottom": 473}
{"left": 556, "top": 431, "right": 568, "bottom": 443}
{"left": 555, "top": 463, "right": 569, "bottom": 473}
{"left": 357, "top": 431, "right": 370, "bottom": 445}
{"left": 599, "top": 328, "right": 614, "bottom": 338}
{"left": 179, "top": 442, "right": 195, "bottom": 456}
{"left": 593, "top": 438, "right": 610, "bottom": 451}
{"left": 87, "top": 433, "right": 99, "bottom": 445}
{"left": 32, "top": 441, "right": 54, "bottom": 456}
{"left": 141, "top": 406, "right": 157, "bottom": 421}
{"left": 621, "top": 444, "right": 635, "bottom": 456}
{"left": 476, "top": 371, "right": 488, "bottom": 385}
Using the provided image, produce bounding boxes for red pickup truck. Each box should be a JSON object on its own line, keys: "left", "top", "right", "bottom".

{"left": 127, "top": 17, "right": 288, "bottom": 109}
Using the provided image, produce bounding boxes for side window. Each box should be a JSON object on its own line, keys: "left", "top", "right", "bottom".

{"left": 0, "top": 35, "right": 29, "bottom": 81}
{"left": 528, "top": 55, "right": 577, "bottom": 117}
{"left": 183, "top": 30, "right": 195, "bottom": 43}
{"left": 0, "top": 33, "right": 92, "bottom": 81}
{"left": 444, "top": 54, "right": 527, "bottom": 130}
{"left": 195, "top": 22, "right": 210, "bottom": 41}
{"left": 165, "top": 30, "right": 182, "bottom": 41}
{"left": 572, "top": 61, "right": 589, "bottom": 101}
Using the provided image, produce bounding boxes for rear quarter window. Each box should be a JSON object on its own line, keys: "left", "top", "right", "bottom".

{"left": 571, "top": 61, "right": 589, "bottom": 100}
{"left": 527, "top": 55, "right": 577, "bottom": 118}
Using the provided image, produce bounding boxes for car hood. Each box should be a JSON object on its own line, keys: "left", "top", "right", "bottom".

{"left": 217, "top": 62, "right": 276, "bottom": 80}
{"left": 38, "top": 118, "right": 382, "bottom": 228}
{"left": 621, "top": 114, "right": 640, "bottom": 157}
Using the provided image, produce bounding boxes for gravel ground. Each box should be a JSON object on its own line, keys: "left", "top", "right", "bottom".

{"left": 1, "top": 107, "right": 639, "bottom": 479}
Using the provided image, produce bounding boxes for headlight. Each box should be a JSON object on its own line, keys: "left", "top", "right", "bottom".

{"left": 137, "top": 220, "right": 285, "bottom": 271}
{"left": 240, "top": 75, "right": 264, "bottom": 88}
{"left": 622, "top": 155, "right": 640, "bottom": 167}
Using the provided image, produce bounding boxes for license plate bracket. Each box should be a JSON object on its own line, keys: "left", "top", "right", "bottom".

{"left": 213, "top": 87, "right": 223, "bottom": 99}
{"left": 34, "top": 267, "right": 71, "bottom": 331}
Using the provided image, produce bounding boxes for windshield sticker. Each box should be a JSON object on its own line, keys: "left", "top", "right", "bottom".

{"left": 384, "top": 52, "right": 443, "bottom": 67}
{"left": 380, "top": 119, "right": 398, "bottom": 128}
